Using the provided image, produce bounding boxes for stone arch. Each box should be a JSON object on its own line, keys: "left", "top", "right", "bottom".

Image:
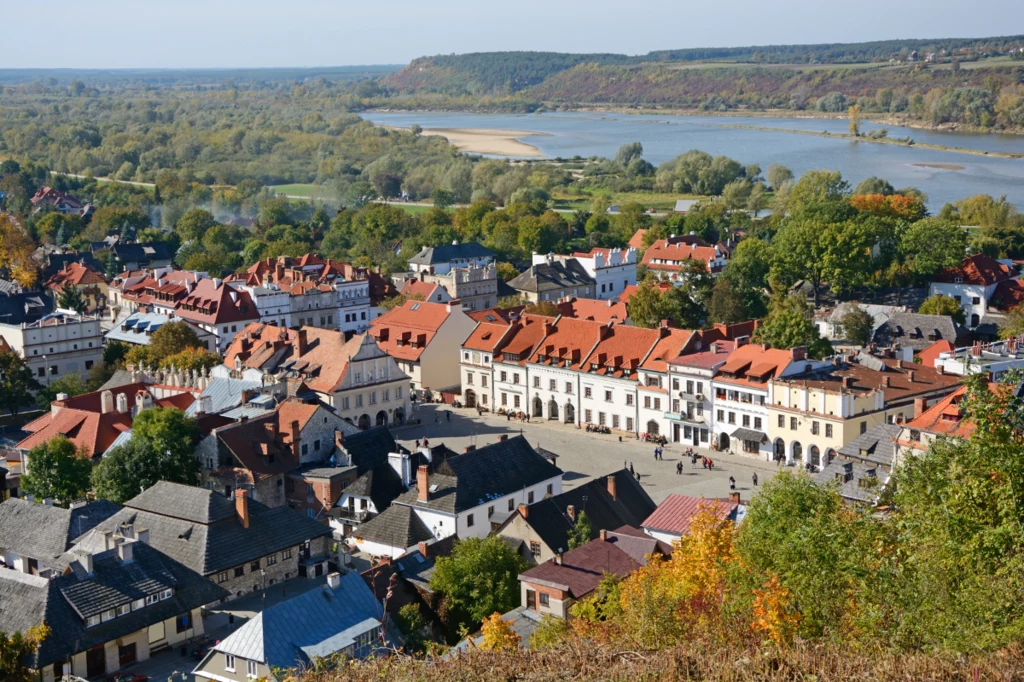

{"left": 548, "top": 399, "right": 559, "bottom": 421}
{"left": 774, "top": 438, "right": 786, "bottom": 461}
{"left": 532, "top": 396, "right": 543, "bottom": 418}
{"left": 375, "top": 410, "right": 388, "bottom": 427}
{"left": 791, "top": 441, "right": 803, "bottom": 462}
{"left": 464, "top": 389, "right": 476, "bottom": 408}
{"left": 564, "top": 402, "right": 575, "bottom": 424}
{"left": 718, "top": 431, "right": 730, "bottom": 451}
{"left": 809, "top": 444, "right": 821, "bottom": 467}
{"left": 357, "top": 413, "right": 370, "bottom": 430}
{"left": 393, "top": 407, "right": 406, "bottom": 425}
{"left": 825, "top": 448, "right": 837, "bottom": 465}
{"left": 647, "top": 420, "right": 660, "bottom": 436}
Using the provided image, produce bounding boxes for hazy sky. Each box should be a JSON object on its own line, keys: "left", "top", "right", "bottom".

{"left": 5, "top": 0, "right": 1020, "bottom": 69}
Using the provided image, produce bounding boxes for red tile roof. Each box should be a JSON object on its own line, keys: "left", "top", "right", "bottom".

{"left": 641, "top": 328, "right": 697, "bottom": 372}
{"left": 990, "top": 279, "right": 1024, "bottom": 312}
{"left": 670, "top": 340, "right": 736, "bottom": 370}
{"left": 902, "top": 386, "right": 974, "bottom": 441}
{"left": 627, "top": 229, "right": 648, "bottom": 251}
{"left": 641, "top": 494, "right": 737, "bottom": 536}
{"left": 528, "top": 317, "right": 603, "bottom": 372}
{"left": 174, "top": 278, "right": 260, "bottom": 326}
{"left": 578, "top": 324, "right": 659, "bottom": 378}
{"left": 45, "top": 262, "right": 107, "bottom": 290}
{"left": 370, "top": 300, "right": 454, "bottom": 363}
{"left": 399, "top": 279, "right": 442, "bottom": 301}
{"left": 556, "top": 297, "right": 628, "bottom": 324}
{"left": 934, "top": 254, "right": 1014, "bottom": 286}
{"left": 714, "top": 343, "right": 795, "bottom": 388}
{"left": 619, "top": 282, "right": 672, "bottom": 304}
{"left": 493, "top": 314, "right": 554, "bottom": 365}
{"left": 466, "top": 307, "right": 524, "bottom": 324}
{"left": 462, "top": 321, "right": 512, "bottom": 352}
{"left": 917, "top": 340, "right": 955, "bottom": 368}
{"left": 641, "top": 239, "right": 725, "bottom": 273}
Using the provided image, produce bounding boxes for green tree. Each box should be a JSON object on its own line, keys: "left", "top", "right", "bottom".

{"left": 786, "top": 170, "right": 850, "bottom": 216}
{"left": 837, "top": 306, "right": 874, "bottom": 346}
{"left": 56, "top": 283, "right": 86, "bottom": 314}
{"left": 175, "top": 208, "right": 218, "bottom": 243}
{"left": 36, "top": 373, "right": 88, "bottom": 409}
{"left": 625, "top": 282, "right": 667, "bottom": 329}
{"left": 160, "top": 347, "right": 220, "bottom": 372}
{"left": 721, "top": 180, "right": 752, "bottom": 210}
{"left": 431, "top": 188, "right": 456, "bottom": 210}
{"left": 0, "top": 349, "right": 40, "bottom": 418}
{"left": 766, "top": 164, "right": 793, "bottom": 191}
{"left": 429, "top": 535, "right": 529, "bottom": 633}
{"left": 149, "top": 321, "right": 202, "bottom": 359}
{"left": 753, "top": 295, "right": 832, "bottom": 358}
{"left": 708, "top": 278, "right": 749, "bottom": 324}
{"left": 131, "top": 407, "right": 199, "bottom": 460}
{"left": 854, "top": 176, "right": 895, "bottom": 196}
{"left": 746, "top": 184, "right": 769, "bottom": 217}
{"left": 496, "top": 262, "right": 520, "bottom": 282}
{"left": 393, "top": 603, "right": 428, "bottom": 654}
{"left": 0, "top": 625, "right": 50, "bottom": 682}
{"left": 770, "top": 219, "right": 874, "bottom": 305}
{"left": 900, "top": 218, "right": 967, "bottom": 281}
{"left": 567, "top": 510, "right": 593, "bottom": 550}
{"left": 614, "top": 141, "right": 644, "bottom": 168}
{"left": 918, "top": 294, "right": 966, "bottom": 324}
{"left": 91, "top": 437, "right": 199, "bottom": 504}
{"left": 21, "top": 436, "right": 93, "bottom": 505}
{"left": 999, "top": 305, "right": 1024, "bottom": 339}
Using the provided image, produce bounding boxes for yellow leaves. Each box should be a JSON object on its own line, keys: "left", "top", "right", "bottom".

{"left": 751, "top": 574, "right": 801, "bottom": 646}
{"left": 0, "top": 213, "right": 38, "bottom": 288}
{"left": 479, "top": 612, "right": 520, "bottom": 652}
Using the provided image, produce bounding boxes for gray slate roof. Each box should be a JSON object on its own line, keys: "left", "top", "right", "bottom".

{"left": 58, "top": 545, "right": 177, "bottom": 618}
{"left": 86, "top": 482, "right": 331, "bottom": 575}
{"left": 356, "top": 503, "right": 434, "bottom": 548}
{"left": 345, "top": 463, "right": 406, "bottom": 511}
{"left": 0, "top": 498, "right": 120, "bottom": 565}
{"left": 341, "top": 426, "right": 405, "bottom": 474}
{"left": 509, "top": 259, "right": 595, "bottom": 294}
{"left": 184, "top": 377, "right": 265, "bottom": 417}
{"left": 872, "top": 312, "right": 970, "bottom": 352}
{"left": 814, "top": 423, "right": 901, "bottom": 504}
{"left": 408, "top": 242, "right": 494, "bottom": 266}
{"left": 393, "top": 436, "right": 563, "bottom": 514}
{"left": 209, "top": 571, "right": 397, "bottom": 669}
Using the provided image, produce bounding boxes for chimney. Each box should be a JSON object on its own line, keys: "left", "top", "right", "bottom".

{"left": 235, "top": 488, "right": 250, "bottom": 528}
{"left": 417, "top": 465, "right": 430, "bottom": 502}
{"left": 100, "top": 390, "right": 114, "bottom": 414}
{"left": 937, "top": 363, "right": 945, "bottom": 375}
{"left": 566, "top": 504, "right": 575, "bottom": 521}
{"left": 116, "top": 392, "right": 129, "bottom": 414}
{"left": 729, "top": 492, "right": 741, "bottom": 505}
{"left": 418, "top": 541, "right": 429, "bottom": 558}
{"left": 842, "top": 376, "right": 855, "bottom": 388}
{"left": 518, "top": 503, "right": 528, "bottom": 519}
{"left": 102, "top": 529, "right": 115, "bottom": 550}
{"left": 137, "top": 528, "right": 150, "bottom": 545}
{"left": 607, "top": 475, "right": 617, "bottom": 500}
{"left": 55, "top": 392, "right": 69, "bottom": 402}
{"left": 554, "top": 553, "right": 563, "bottom": 565}
{"left": 326, "top": 572, "right": 342, "bottom": 589}
{"left": 882, "top": 376, "right": 891, "bottom": 388}
{"left": 599, "top": 529, "right": 608, "bottom": 542}
{"left": 907, "top": 370, "right": 916, "bottom": 383}
{"left": 463, "top": 445, "right": 476, "bottom": 453}
{"left": 498, "top": 434, "right": 508, "bottom": 442}
{"left": 43, "top": 497, "right": 53, "bottom": 506}
{"left": 117, "top": 539, "right": 134, "bottom": 563}
{"left": 914, "top": 397, "right": 927, "bottom": 418}
{"left": 791, "top": 347, "right": 806, "bottom": 361}
{"left": 76, "top": 550, "right": 93, "bottom": 575}
{"left": 290, "top": 419, "right": 300, "bottom": 459}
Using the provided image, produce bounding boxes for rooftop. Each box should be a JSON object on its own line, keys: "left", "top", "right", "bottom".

{"left": 641, "top": 494, "right": 739, "bottom": 537}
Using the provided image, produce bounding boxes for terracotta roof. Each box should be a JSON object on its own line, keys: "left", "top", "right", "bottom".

{"left": 571, "top": 248, "right": 614, "bottom": 258}
{"left": 714, "top": 344, "right": 795, "bottom": 388}
{"left": 399, "top": 279, "right": 441, "bottom": 300}
{"left": 467, "top": 306, "right": 524, "bottom": 324}
{"left": 773, "top": 355, "right": 962, "bottom": 402}
{"left": 989, "top": 279, "right": 1024, "bottom": 312}
{"left": 528, "top": 317, "right": 603, "bottom": 372}
{"left": 462, "top": 321, "right": 512, "bottom": 352}
{"left": 642, "top": 328, "right": 697, "bottom": 372}
{"left": 917, "top": 340, "right": 955, "bottom": 368}
{"left": 619, "top": 282, "right": 672, "bottom": 304}
{"left": 934, "top": 254, "right": 1014, "bottom": 286}
{"left": 493, "top": 314, "right": 554, "bottom": 365}
{"left": 641, "top": 239, "right": 725, "bottom": 273}
{"left": 370, "top": 300, "right": 453, "bottom": 363}
{"left": 641, "top": 494, "right": 737, "bottom": 537}
{"left": 577, "top": 324, "right": 659, "bottom": 378}
{"left": 901, "top": 384, "right": 1000, "bottom": 441}
{"left": 173, "top": 278, "right": 259, "bottom": 326}
{"left": 557, "top": 297, "right": 628, "bottom": 324}
{"left": 627, "top": 229, "right": 648, "bottom": 250}
{"left": 45, "top": 262, "right": 107, "bottom": 289}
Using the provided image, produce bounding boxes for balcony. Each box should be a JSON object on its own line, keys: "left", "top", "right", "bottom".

{"left": 334, "top": 508, "right": 372, "bottom": 523}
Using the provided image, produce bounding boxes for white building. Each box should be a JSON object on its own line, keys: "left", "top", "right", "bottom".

{"left": 0, "top": 311, "right": 104, "bottom": 381}
{"left": 929, "top": 254, "right": 1017, "bottom": 329}
{"left": 932, "top": 337, "right": 1024, "bottom": 380}
{"left": 538, "top": 248, "right": 638, "bottom": 301}
{"left": 407, "top": 241, "right": 495, "bottom": 276}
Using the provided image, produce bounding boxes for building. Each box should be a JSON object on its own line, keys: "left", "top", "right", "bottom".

{"left": 931, "top": 338, "right": 1024, "bottom": 380}
{"left": 872, "top": 312, "right": 971, "bottom": 356}
{"left": 330, "top": 427, "right": 415, "bottom": 538}
{"left": 815, "top": 302, "right": 905, "bottom": 343}
{"left": 496, "top": 470, "right": 656, "bottom": 564}
{"left": 930, "top": 254, "right": 1017, "bottom": 328}
{"left": 666, "top": 339, "right": 734, "bottom": 447}
{"left": 556, "top": 296, "right": 629, "bottom": 324}
{"left": 813, "top": 423, "right": 902, "bottom": 505}
{"left": 917, "top": 339, "right": 956, "bottom": 369}
{"left": 0, "top": 525, "right": 226, "bottom": 682}
{"left": 408, "top": 241, "right": 494, "bottom": 275}
{"left": 892, "top": 384, "right": 988, "bottom": 460}
{"left": 112, "top": 242, "right": 175, "bottom": 270}
{"left": 172, "top": 278, "right": 260, "bottom": 352}
{"left": 230, "top": 255, "right": 372, "bottom": 333}
{"left": 107, "top": 267, "right": 207, "bottom": 315}
{"left": 370, "top": 299, "right": 476, "bottom": 393}
{"left": 0, "top": 497, "right": 119, "bottom": 575}
{"left": 0, "top": 291, "right": 52, "bottom": 326}
{"left": 91, "top": 482, "right": 333, "bottom": 599}
{"left": 194, "top": 571, "right": 398, "bottom": 682}
{"left": 640, "top": 239, "right": 728, "bottom": 283}
{"left": 30, "top": 187, "right": 91, "bottom": 216}
{"left": 105, "top": 311, "right": 217, "bottom": 352}
{"left": 635, "top": 326, "right": 699, "bottom": 438}
{"left": 17, "top": 380, "right": 198, "bottom": 459}
{"left": 399, "top": 277, "right": 451, "bottom": 304}
{"left": 44, "top": 261, "right": 109, "bottom": 314}
{"left": 0, "top": 310, "right": 104, "bottom": 381}
{"left": 711, "top": 343, "right": 831, "bottom": 459}
{"left": 641, "top": 493, "right": 744, "bottom": 545}
{"left": 221, "top": 323, "right": 411, "bottom": 428}
{"left": 509, "top": 255, "right": 596, "bottom": 303}
{"left": 351, "top": 436, "right": 563, "bottom": 559}
{"left": 517, "top": 527, "right": 671, "bottom": 619}
{"left": 765, "top": 351, "right": 961, "bottom": 466}
{"left": 555, "top": 248, "right": 638, "bottom": 300}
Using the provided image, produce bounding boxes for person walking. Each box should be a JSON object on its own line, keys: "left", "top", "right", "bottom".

{"left": 708, "top": 459, "right": 714, "bottom": 470}
{"left": 729, "top": 476, "right": 736, "bottom": 490}
{"left": 752, "top": 472, "right": 759, "bottom": 487}
{"left": 629, "top": 462, "right": 635, "bottom": 476}
{"left": 446, "top": 410, "right": 451, "bottom": 422}
{"left": 676, "top": 461, "right": 683, "bottom": 475}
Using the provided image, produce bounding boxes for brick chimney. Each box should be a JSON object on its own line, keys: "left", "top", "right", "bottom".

{"left": 566, "top": 504, "right": 575, "bottom": 521}
{"left": 882, "top": 376, "right": 891, "bottom": 388}
{"left": 235, "top": 488, "right": 250, "bottom": 529}
{"left": 290, "top": 419, "right": 300, "bottom": 459}
{"left": 295, "top": 328, "right": 308, "bottom": 356}
{"left": 599, "top": 529, "right": 608, "bottom": 542}
{"left": 417, "top": 465, "right": 430, "bottom": 502}
{"left": 518, "top": 503, "right": 528, "bottom": 519}
{"left": 498, "top": 434, "right": 508, "bottom": 442}
{"left": 914, "top": 397, "right": 927, "bottom": 418}
{"left": 418, "top": 541, "right": 430, "bottom": 558}
{"left": 791, "top": 347, "right": 806, "bottom": 361}
{"left": 463, "top": 445, "right": 476, "bottom": 453}
{"left": 907, "top": 370, "right": 916, "bottom": 383}
{"left": 607, "top": 474, "right": 617, "bottom": 500}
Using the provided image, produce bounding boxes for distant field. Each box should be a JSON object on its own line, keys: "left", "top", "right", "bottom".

{"left": 270, "top": 183, "right": 327, "bottom": 198}
{"left": 661, "top": 61, "right": 889, "bottom": 72}
{"left": 551, "top": 189, "right": 702, "bottom": 212}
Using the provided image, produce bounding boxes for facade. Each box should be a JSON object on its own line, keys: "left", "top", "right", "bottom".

{"left": 641, "top": 494, "right": 743, "bottom": 545}
{"left": 930, "top": 254, "right": 1017, "bottom": 328}
{"left": 765, "top": 352, "right": 961, "bottom": 467}
{"left": 641, "top": 239, "right": 728, "bottom": 283}
{"left": 221, "top": 324, "right": 411, "bottom": 428}
{"left": 44, "top": 262, "right": 109, "bottom": 314}
{"left": 0, "top": 311, "right": 104, "bottom": 381}
{"left": 408, "top": 241, "right": 494, "bottom": 275}
{"left": 370, "top": 299, "right": 477, "bottom": 393}
{"left": 666, "top": 340, "right": 733, "bottom": 447}
{"left": 107, "top": 267, "right": 207, "bottom": 315}
{"left": 558, "top": 248, "right": 638, "bottom": 300}
{"left": 872, "top": 311, "right": 970, "bottom": 355}
{"left": 931, "top": 338, "right": 1024, "bottom": 380}
{"left": 0, "top": 498, "right": 119, "bottom": 576}
{"left": 813, "top": 423, "right": 902, "bottom": 505}
{"left": 172, "top": 278, "right": 261, "bottom": 352}
{"left": 30, "top": 187, "right": 91, "bottom": 216}
{"left": 510, "top": 256, "right": 596, "bottom": 303}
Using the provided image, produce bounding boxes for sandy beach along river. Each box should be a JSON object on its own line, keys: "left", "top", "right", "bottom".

{"left": 401, "top": 127, "right": 547, "bottom": 157}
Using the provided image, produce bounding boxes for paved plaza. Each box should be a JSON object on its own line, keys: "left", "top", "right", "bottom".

{"left": 399, "top": 404, "right": 786, "bottom": 504}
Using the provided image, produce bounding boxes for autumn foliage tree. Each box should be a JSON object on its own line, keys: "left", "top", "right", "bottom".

{"left": 0, "top": 213, "right": 38, "bottom": 288}
{"left": 479, "top": 612, "right": 520, "bottom": 651}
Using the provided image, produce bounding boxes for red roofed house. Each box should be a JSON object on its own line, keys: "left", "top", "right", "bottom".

{"left": 641, "top": 493, "right": 743, "bottom": 545}
{"left": 517, "top": 526, "right": 671, "bottom": 619}
{"left": 929, "top": 254, "right": 1018, "bottom": 328}
{"left": 399, "top": 278, "right": 450, "bottom": 304}
{"left": 17, "top": 381, "right": 198, "bottom": 464}
{"left": 562, "top": 247, "right": 637, "bottom": 300}
{"left": 45, "top": 262, "right": 109, "bottom": 313}
{"left": 220, "top": 323, "right": 411, "bottom": 429}
{"left": 555, "top": 296, "right": 628, "bottom": 325}
{"left": 893, "top": 382, "right": 1004, "bottom": 461}
{"left": 917, "top": 339, "right": 955, "bottom": 368}
{"left": 30, "top": 187, "right": 91, "bottom": 216}
{"left": 108, "top": 267, "right": 207, "bottom": 315}
{"left": 173, "top": 278, "right": 260, "bottom": 352}
{"left": 370, "top": 300, "right": 476, "bottom": 393}
{"left": 641, "top": 239, "right": 728, "bottom": 284}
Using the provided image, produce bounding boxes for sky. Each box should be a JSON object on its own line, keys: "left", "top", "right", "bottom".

{"left": 4, "top": 0, "right": 1021, "bottom": 69}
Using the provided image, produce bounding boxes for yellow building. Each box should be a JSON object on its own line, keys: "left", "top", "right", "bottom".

{"left": 45, "top": 261, "right": 110, "bottom": 313}
{"left": 766, "top": 354, "right": 961, "bottom": 467}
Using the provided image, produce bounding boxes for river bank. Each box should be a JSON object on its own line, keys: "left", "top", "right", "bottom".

{"left": 385, "top": 125, "right": 547, "bottom": 156}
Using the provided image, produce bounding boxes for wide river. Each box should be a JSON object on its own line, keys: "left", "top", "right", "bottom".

{"left": 363, "top": 111, "right": 1024, "bottom": 210}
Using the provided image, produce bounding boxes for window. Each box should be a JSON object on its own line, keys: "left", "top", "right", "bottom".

{"left": 501, "top": 393, "right": 508, "bottom": 406}
{"left": 626, "top": 394, "right": 634, "bottom": 406}
{"left": 266, "top": 553, "right": 277, "bottom": 566}
{"left": 778, "top": 414, "right": 785, "bottom": 428}
{"left": 508, "top": 498, "right": 515, "bottom": 511}
{"left": 247, "top": 660, "right": 258, "bottom": 678}
{"left": 565, "top": 382, "right": 572, "bottom": 394}
{"left": 301, "top": 443, "right": 309, "bottom": 456}
{"left": 626, "top": 417, "right": 634, "bottom": 431}
{"left": 754, "top": 417, "right": 761, "bottom": 430}
{"left": 812, "top": 421, "right": 820, "bottom": 435}
{"left": 584, "top": 387, "right": 592, "bottom": 398}
{"left": 466, "top": 373, "right": 474, "bottom": 385}
{"left": 972, "top": 296, "right": 981, "bottom": 305}
{"left": 728, "top": 412, "right": 736, "bottom": 424}
{"left": 585, "top": 409, "right": 592, "bottom": 422}
{"left": 790, "top": 417, "right": 798, "bottom": 431}
{"left": 612, "top": 414, "right": 620, "bottom": 429}
{"left": 605, "top": 390, "right": 612, "bottom": 402}
{"left": 37, "top": 367, "right": 45, "bottom": 377}
{"left": 540, "top": 593, "right": 550, "bottom": 606}
{"left": 314, "top": 439, "right": 321, "bottom": 451}
{"left": 146, "top": 594, "right": 159, "bottom": 606}
{"left": 161, "top": 589, "right": 173, "bottom": 600}
{"left": 513, "top": 374, "right": 520, "bottom": 384}
{"left": 825, "top": 424, "right": 833, "bottom": 438}
{"left": 528, "top": 491, "right": 534, "bottom": 503}
{"left": 598, "top": 412, "right": 606, "bottom": 425}
{"left": 85, "top": 360, "right": 94, "bottom": 370}
{"left": 547, "top": 483, "right": 553, "bottom": 495}
{"left": 501, "top": 371, "right": 507, "bottom": 382}
{"left": 234, "top": 566, "right": 244, "bottom": 578}
{"left": 342, "top": 397, "right": 350, "bottom": 410}
{"left": 742, "top": 415, "right": 750, "bottom": 427}
{"left": 102, "top": 608, "right": 116, "bottom": 622}
{"left": 283, "top": 548, "right": 293, "bottom": 559}
{"left": 132, "top": 598, "right": 145, "bottom": 610}
{"left": 644, "top": 396, "right": 652, "bottom": 409}
{"left": 654, "top": 398, "right": 661, "bottom": 410}
{"left": 356, "top": 395, "right": 363, "bottom": 407}
{"left": 86, "top": 615, "right": 100, "bottom": 628}
{"left": 718, "top": 410, "right": 725, "bottom": 421}
{"left": 481, "top": 376, "right": 487, "bottom": 388}
{"left": 217, "top": 571, "right": 229, "bottom": 583}
{"left": 860, "top": 421, "right": 867, "bottom": 434}
{"left": 225, "top": 654, "right": 236, "bottom": 672}
{"left": 529, "top": 541, "right": 541, "bottom": 557}
{"left": 117, "top": 604, "right": 131, "bottom": 616}
{"left": 467, "top": 513, "right": 475, "bottom": 528}
{"left": 514, "top": 395, "right": 520, "bottom": 408}
{"left": 549, "top": 379, "right": 556, "bottom": 390}
{"left": 250, "top": 561, "right": 260, "bottom": 572}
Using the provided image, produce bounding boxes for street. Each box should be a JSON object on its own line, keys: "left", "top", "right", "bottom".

{"left": 399, "top": 404, "right": 783, "bottom": 504}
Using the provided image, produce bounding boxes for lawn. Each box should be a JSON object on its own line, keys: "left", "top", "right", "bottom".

{"left": 269, "top": 183, "right": 327, "bottom": 198}
{"left": 552, "top": 189, "right": 704, "bottom": 212}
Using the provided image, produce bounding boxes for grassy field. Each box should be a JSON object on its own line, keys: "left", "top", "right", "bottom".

{"left": 551, "top": 189, "right": 702, "bottom": 212}
{"left": 269, "top": 183, "right": 326, "bottom": 198}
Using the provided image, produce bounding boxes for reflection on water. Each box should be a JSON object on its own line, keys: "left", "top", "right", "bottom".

{"left": 363, "top": 111, "right": 1024, "bottom": 210}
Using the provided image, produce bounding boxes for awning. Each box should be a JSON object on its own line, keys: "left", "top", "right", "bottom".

{"left": 731, "top": 428, "right": 767, "bottom": 444}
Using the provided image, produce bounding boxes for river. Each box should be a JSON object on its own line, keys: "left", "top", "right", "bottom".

{"left": 363, "top": 111, "right": 1024, "bottom": 210}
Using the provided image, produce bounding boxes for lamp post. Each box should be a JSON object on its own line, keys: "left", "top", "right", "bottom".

{"left": 260, "top": 568, "right": 266, "bottom": 612}
{"left": 42, "top": 354, "right": 50, "bottom": 387}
